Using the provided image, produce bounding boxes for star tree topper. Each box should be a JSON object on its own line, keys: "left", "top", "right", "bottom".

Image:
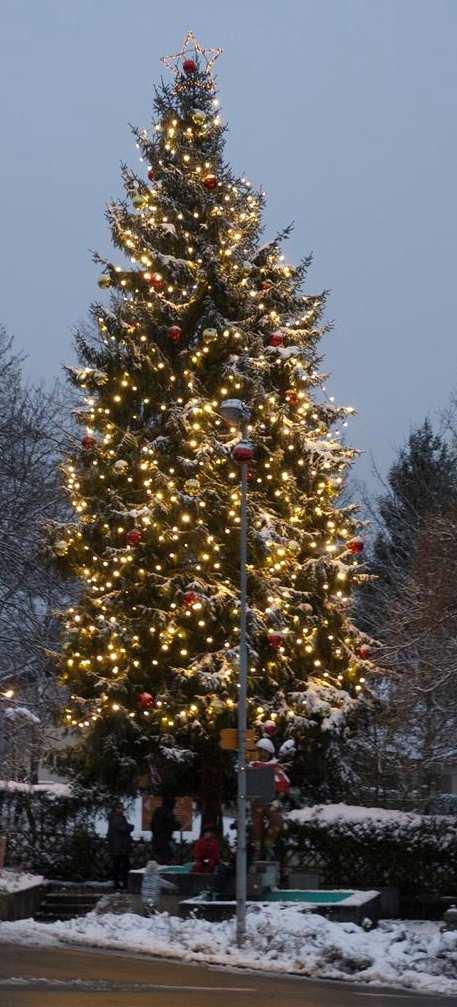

{"left": 161, "top": 31, "right": 223, "bottom": 79}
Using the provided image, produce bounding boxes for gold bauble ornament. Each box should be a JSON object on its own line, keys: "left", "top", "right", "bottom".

{"left": 202, "top": 327, "right": 218, "bottom": 339}
{"left": 54, "top": 539, "right": 68, "bottom": 556}
{"left": 184, "top": 478, "right": 200, "bottom": 495}
{"left": 113, "top": 459, "right": 128, "bottom": 474}
{"left": 192, "top": 109, "right": 206, "bottom": 125}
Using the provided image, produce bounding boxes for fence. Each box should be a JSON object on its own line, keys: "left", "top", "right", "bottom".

{"left": 0, "top": 784, "right": 154, "bottom": 881}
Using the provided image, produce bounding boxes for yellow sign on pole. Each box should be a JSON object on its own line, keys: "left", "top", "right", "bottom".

{"left": 220, "top": 728, "right": 256, "bottom": 751}
{"left": 220, "top": 728, "right": 238, "bottom": 750}
{"left": 246, "top": 729, "right": 256, "bottom": 754}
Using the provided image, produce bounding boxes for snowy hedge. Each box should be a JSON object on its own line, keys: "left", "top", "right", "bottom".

{"left": 286, "top": 804, "right": 457, "bottom": 897}
{"left": 0, "top": 782, "right": 149, "bottom": 880}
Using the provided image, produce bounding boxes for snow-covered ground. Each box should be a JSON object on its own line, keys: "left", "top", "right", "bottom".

{"left": 0, "top": 869, "right": 43, "bottom": 893}
{"left": 1, "top": 906, "right": 456, "bottom": 995}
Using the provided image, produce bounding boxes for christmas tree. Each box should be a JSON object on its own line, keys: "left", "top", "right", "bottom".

{"left": 54, "top": 34, "right": 369, "bottom": 815}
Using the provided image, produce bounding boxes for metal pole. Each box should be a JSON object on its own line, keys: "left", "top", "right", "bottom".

{"left": 236, "top": 460, "right": 248, "bottom": 946}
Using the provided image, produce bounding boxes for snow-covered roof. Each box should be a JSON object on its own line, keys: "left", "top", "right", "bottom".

{"left": 0, "top": 780, "right": 71, "bottom": 797}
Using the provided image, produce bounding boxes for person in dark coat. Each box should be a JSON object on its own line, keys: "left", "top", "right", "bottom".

{"left": 107, "top": 803, "right": 134, "bottom": 890}
{"left": 150, "top": 797, "right": 180, "bottom": 864}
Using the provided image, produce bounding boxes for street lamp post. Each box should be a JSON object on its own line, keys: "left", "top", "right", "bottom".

{"left": 236, "top": 456, "right": 248, "bottom": 946}
{"left": 221, "top": 402, "right": 253, "bottom": 948}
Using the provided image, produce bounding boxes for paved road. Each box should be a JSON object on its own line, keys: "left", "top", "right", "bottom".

{"left": 0, "top": 943, "right": 449, "bottom": 1006}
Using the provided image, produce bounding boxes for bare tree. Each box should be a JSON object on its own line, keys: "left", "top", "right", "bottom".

{"left": 356, "top": 422, "right": 457, "bottom": 807}
{"left": 0, "top": 328, "right": 74, "bottom": 782}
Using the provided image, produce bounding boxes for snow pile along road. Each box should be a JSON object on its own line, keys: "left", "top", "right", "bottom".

{"left": 1, "top": 905, "right": 457, "bottom": 995}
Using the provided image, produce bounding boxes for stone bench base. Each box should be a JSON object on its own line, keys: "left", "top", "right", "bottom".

{"left": 180, "top": 890, "right": 381, "bottom": 928}
{"left": 0, "top": 883, "right": 47, "bottom": 921}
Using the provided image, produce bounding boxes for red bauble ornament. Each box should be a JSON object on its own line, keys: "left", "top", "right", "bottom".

{"left": 264, "top": 720, "right": 277, "bottom": 736}
{"left": 147, "top": 168, "right": 155, "bottom": 182}
{"left": 183, "top": 58, "right": 197, "bottom": 74}
{"left": 81, "top": 435, "right": 96, "bottom": 451}
{"left": 203, "top": 174, "right": 217, "bottom": 191}
{"left": 233, "top": 440, "right": 255, "bottom": 463}
{"left": 267, "top": 633, "right": 284, "bottom": 650}
{"left": 127, "top": 528, "right": 142, "bottom": 546}
{"left": 182, "top": 590, "right": 198, "bottom": 607}
{"left": 168, "top": 325, "right": 182, "bottom": 342}
{"left": 148, "top": 272, "right": 164, "bottom": 291}
{"left": 348, "top": 538, "right": 364, "bottom": 555}
{"left": 268, "top": 331, "right": 284, "bottom": 347}
{"left": 261, "top": 281, "right": 272, "bottom": 291}
{"left": 286, "top": 390, "right": 298, "bottom": 405}
{"left": 359, "top": 644, "right": 370, "bottom": 659}
{"left": 137, "top": 691, "right": 154, "bottom": 709}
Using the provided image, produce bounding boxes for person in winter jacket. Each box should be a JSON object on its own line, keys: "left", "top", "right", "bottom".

{"left": 107, "top": 803, "right": 134, "bottom": 890}
{"left": 192, "top": 826, "right": 221, "bottom": 874}
{"left": 150, "top": 797, "right": 180, "bottom": 864}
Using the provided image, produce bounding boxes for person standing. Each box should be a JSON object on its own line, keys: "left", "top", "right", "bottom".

{"left": 107, "top": 803, "right": 134, "bottom": 890}
{"left": 192, "top": 825, "right": 221, "bottom": 874}
{"left": 150, "top": 796, "right": 180, "bottom": 864}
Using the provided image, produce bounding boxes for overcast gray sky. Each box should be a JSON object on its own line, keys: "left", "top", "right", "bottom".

{"left": 1, "top": 0, "right": 456, "bottom": 483}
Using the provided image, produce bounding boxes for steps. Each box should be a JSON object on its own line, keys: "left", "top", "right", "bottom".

{"left": 34, "top": 883, "right": 112, "bottom": 923}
